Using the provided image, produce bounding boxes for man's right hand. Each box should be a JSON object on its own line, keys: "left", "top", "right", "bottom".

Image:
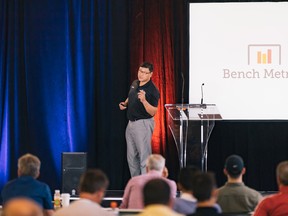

{"left": 119, "top": 102, "right": 127, "bottom": 110}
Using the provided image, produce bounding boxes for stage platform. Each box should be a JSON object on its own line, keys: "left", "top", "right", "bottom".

{"left": 102, "top": 190, "right": 124, "bottom": 207}
{"left": 99, "top": 190, "right": 277, "bottom": 208}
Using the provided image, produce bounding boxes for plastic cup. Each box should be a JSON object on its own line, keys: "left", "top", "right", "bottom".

{"left": 61, "top": 193, "right": 70, "bottom": 207}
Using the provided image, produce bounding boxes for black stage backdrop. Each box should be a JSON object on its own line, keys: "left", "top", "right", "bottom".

{"left": 1, "top": 0, "right": 288, "bottom": 202}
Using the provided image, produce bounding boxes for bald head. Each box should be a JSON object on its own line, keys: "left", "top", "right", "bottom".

{"left": 3, "top": 198, "right": 43, "bottom": 216}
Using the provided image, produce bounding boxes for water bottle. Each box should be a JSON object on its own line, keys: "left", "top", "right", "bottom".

{"left": 54, "top": 189, "right": 61, "bottom": 209}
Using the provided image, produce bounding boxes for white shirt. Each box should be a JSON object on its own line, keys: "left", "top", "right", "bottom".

{"left": 53, "top": 198, "right": 115, "bottom": 216}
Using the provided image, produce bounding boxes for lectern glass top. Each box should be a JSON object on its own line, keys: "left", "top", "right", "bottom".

{"left": 165, "top": 104, "right": 222, "bottom": 121}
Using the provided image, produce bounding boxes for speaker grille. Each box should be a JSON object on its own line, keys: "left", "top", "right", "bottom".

{"left": 61, "top": 152, "right": 87, "bottom": 196}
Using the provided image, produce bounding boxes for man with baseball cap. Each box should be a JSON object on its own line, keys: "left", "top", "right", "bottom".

{"left": 216, "top": 154, "right": 262, "bottom": 213}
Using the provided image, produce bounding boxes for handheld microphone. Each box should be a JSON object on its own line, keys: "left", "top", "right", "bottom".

{"left": 201, "top": 83, "right": 204, "bottom": 104}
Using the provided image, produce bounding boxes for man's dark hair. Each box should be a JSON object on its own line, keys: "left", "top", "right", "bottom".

{"left": 140, "top": 62, "right": 153, "bottom": 72}
{"left": 79, "top": 169, "right": 109, "bottom": 193}
{"left": 192, "top": 172, "right": 216, "bottom": 202}
{"left": 143, "top": 179, "right": 170, "bottom": 206}
{"left": 277, "top": 161, "right": 288, "bottom": 185}
{"left": 178, "top": 166, "right": 200, "bottom": 191}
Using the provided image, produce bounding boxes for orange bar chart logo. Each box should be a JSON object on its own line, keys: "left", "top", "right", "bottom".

{"left": 248, "top": 44, "right": 281, "bottom": 65}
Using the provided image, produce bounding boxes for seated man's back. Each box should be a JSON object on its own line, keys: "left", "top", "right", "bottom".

{"left": 254, "top": 161, "right": 288, "bottom": 216}
{"left": 217, "top": 182, "right": 262, "bottom": 213}
{"left": 54, "top": 169, "right": 114, "bottom": 216}
{"left": 120, "top": 154, "right": 177, "bottom": 209}
{"left": 2, "top": 176, "right": 53, "bottom": 210}
{"left": 173, "top": 198, "right": 197, "bottom": 215}
{"left": 217, "top": 155, "right": 262, "bottom": 213}
{"left": 121, "top": 171, "right": 176, "bottom": 209}
{"left": 173, "top": 167, "right": 198, "bottom": 215}
{"left": 54, "top": 198, "right": 113, "bottom": 216}
{"left": 1, "top": 153, "right": 54, "bottom": 215}
{"left": 188, "top": 172, "right": 223, "bottom": 216}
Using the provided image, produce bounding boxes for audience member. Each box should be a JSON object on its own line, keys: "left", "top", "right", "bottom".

{"left": 173, "top": 166, "right": 199, "bottom": 214}
{"left": 2, "top": 198, "right": 43, "bottom": 216}
{"left": 120, "top": 154, "right": 177, "bottom": 209}
{"left": 188, "top": 172, "right": 222, "bottom": 216}
{"left": 217, "top": 154, "right": 262, "bottom": 213}
{"left": 138, "top": 179, "right": 183, "bottom": 216}
{"left": 254, "top": 161, "right": 288, "bottom": 216}
{"left": 54, "top": 169, "right": 114, "bottom": 216}
{"left": 173, "top": 166, "right": 222, "bottom": 215}
{"left": 1, "top": 153, "right": 54, "bottom": 216}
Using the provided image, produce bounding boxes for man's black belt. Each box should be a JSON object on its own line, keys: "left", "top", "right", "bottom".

{"left": 129, "top": 119, "right": 141, "bottom": 122}
{"left": 129, "top": 118, "right": 152, "bottom": 122}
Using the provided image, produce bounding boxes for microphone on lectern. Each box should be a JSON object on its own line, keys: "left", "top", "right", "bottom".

{"left": 201, "top": 83, "right": 206, "bottom": 108}
{"left": 201, "top": 83, "right": 204, "bottom": 105}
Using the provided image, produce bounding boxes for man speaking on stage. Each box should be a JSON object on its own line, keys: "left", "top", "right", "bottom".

{"left": 119, "top": 62, "right": 160, "bottom": 177}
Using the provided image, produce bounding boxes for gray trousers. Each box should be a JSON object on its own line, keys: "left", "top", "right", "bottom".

{"left": 125, "top": 118, "right": 154, "bottom": 177}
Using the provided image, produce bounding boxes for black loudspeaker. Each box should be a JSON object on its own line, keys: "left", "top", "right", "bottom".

{"left": 62, "top": 152, "right": 87, "bottom": 196}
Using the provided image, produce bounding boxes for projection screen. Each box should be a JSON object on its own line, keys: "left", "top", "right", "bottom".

{"left": 189, "top": 2, "right": 288, "bottom": 120}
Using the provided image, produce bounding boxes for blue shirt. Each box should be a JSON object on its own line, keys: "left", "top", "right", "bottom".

{"left": 1, "top": 176, "right": 53, "bottom": 209}
{"left": 173, "top": 197, "right": 222, "bottom": 215}
{"left": 173, "top": 198, "right": 197, "bottom": 215}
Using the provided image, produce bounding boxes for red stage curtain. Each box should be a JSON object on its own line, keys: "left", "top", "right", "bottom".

{"left": 130, "top": 0, "right": 177, "bottom": 154}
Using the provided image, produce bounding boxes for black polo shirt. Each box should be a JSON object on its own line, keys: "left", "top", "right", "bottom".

{"left": 127, "top": 79, "right": 160, "bottom": 121}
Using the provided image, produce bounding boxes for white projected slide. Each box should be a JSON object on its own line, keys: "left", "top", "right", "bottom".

{"left": 189, "top": 2, "right": 288, "bottom": 120}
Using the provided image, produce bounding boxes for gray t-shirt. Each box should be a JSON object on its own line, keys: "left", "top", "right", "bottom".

{"left": 217, "top": 182, "right": 262, "bottom": 213}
